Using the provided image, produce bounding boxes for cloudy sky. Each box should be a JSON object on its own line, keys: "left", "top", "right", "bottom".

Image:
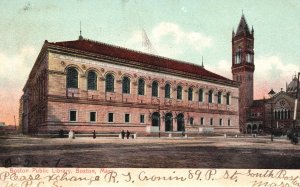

{"left": 0, "top": 0, "right": 300, "bottom": 125}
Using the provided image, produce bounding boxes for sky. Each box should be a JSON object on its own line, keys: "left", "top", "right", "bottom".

{"left": 0, "top": 0, "right": 300, "bottom": 125}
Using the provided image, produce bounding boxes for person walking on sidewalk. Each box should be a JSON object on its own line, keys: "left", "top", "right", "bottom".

{"left": 93, "top": 130, "right": 96, "bottom": 139}
{"left": 126, "top": 130, "right": 131, "bottom": 139}
{"left": 121, "top": 130, "right": 125, "bottom": 139}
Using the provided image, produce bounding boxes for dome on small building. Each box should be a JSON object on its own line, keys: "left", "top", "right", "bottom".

{"left": 286, "top": 76, "right": 299, "bottom": 93}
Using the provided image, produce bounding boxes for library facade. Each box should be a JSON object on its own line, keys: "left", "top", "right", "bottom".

{"left": 20, "top": 37, "right": 240, "bottom": 135}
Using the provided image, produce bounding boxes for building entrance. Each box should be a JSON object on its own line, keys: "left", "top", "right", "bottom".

{"left": 152, "top": 112, "right": 160, "bottom": 127}
{"left": 177, "top": 113, "right": 185, "bottom": 131}
{"left": 165, "top": 113, "right": 173, "bottom": 131}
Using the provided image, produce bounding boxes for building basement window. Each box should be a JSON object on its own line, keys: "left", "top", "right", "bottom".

{"left": 140, "top": 114, "right": 145, "bottom": 123}
{"left": 69, "top": 110, "right": 77, "bottom": 122}
{"left": 125, "top": 114, "right": 130, "bottom": 123}
{"left": 90, "top": 112, "right": 96, "bottom": 122}
{"left": 108, "top": 113, "right": 114, "bottom": 122}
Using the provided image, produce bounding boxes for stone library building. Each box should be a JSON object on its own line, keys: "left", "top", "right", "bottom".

{"left": 19, "top": 17, "right": 254, "bottom": 135}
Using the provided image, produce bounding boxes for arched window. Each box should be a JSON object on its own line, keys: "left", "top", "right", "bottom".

{"left": 122, "top": 76, "right": 130, "bottom": 94}
{"left": 208, "top": 90, "right": 213, "bottom": 103}
{"left": 177, "top": 85, "right": 182, "bottom": 100}
{"left": 152, "top": 81, "right": 158, "bottom": 97}
{"left": 226, "top": 93, "right": 230, "bottom": 105}
{"left": 235, "top": 47, "right": 242, "bottom": 64}
{"left": 165, "top": 83, "right": 171, "bottom": 98}
{"left": 165, "top": 113, "right": 173, "bottom": 131}
{"left": 189, "top": 117, "right": 194, "bottom": 125}
{"left": 188, "top": 87, "right": 193, "bottom": 101}
{"left": 217, "top": 92, "right": 222, "bottom": 104}
{"left": 67, "top": 67, "right": 78, "bottom": 88}
{"left": 246, "top": 53, "right": 252, "bottom": 63}
{"left": 87, "top": 71, "right": 97, "bottom": 90}
{"left": 199, "top": 89, "right": 204, "bottom": 102}
{"left": 284, "top": 110, "right": 287, "bottom": 119}
{"left": 152, "top": 112, "right": 160, "bottom": 126}
{"left": 105, "top": 73, "right": 114, "bottom": 92}
{"left": 177, "top": 113, "right": 185, "bottom": 131}
{"left": 138, "top": 78, "right": 145, "bottom": 95}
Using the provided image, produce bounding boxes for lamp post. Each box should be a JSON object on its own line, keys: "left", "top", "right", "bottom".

{"left": 268, "top": 89, "right": 276, "bottom": 141}
{"left": 244, "top": 106, "right": 249, "bottom": 134}
{"left": 159, "top": 115, "right": 164, "bottom": 138}
{"left": 293, "top": 72, "right": 300, "bottom": 131}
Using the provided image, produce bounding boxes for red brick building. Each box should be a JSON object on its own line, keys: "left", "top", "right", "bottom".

{"left": 246, "top": 79, "right": 300, "bottom": 135}
{"left": 20, "top": 24, "right": 242, "bottom": 135}
{"left": 233, "top": 15, "right": 300, "bottom": 134}
{"left": 231, "top": 14, "right": 255, "bottom": 133}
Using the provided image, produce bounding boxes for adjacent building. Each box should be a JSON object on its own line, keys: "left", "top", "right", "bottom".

{"left": 231, "top": 15, "right": 300, "bottom": 134}
{"left": 246, "top": 77, "right": 300, "bottom": 134}
{"left": 0, "top": 122, "right": 17, "bottom": 134}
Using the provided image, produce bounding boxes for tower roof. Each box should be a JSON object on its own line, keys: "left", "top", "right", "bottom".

{"left": 235, "top": 14, "right": 251, "bottom": 37}
{"left": 286, "top": 75, "right": 300, "bottom": 93}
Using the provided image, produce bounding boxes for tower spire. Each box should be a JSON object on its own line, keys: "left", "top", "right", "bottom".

{"left": 201, "top": 56, "right": 204, "bottom": 68}
{"left": 79, "top": 21, "right": 83, "bottom": 40}
{"left": 235, "top": 12, "right": 250, "bottom": 36}
{"left": 232, "top": 27, "right": 235, "bottom": 37}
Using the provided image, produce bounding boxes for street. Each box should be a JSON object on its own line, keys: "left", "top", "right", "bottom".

{"left": 0, "top": 135, "right": 299, "bottom": 168}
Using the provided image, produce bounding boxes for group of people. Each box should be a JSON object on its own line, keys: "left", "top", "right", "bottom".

{"left": 287, "top": 131, "right": 299, "bottom": 145}
{"left": 121, "top": 130, "right": 132, "bottom": 139}
{"left": 92, "top": 130, "right": 133, "bottom": 139}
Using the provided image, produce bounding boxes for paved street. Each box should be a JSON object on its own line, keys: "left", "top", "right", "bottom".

{"left": 0, "top": 135, "right": 299, "bottom": 168}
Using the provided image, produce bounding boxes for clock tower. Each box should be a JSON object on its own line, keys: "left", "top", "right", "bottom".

{"left": 232, "top": 14, "right": 255, "bottom": 132}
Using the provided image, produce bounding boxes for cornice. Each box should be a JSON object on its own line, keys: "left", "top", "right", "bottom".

{"left": 47, "top": 44, "right": 239, "bottom": 88}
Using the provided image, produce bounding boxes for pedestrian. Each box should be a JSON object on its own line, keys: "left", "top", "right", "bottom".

{"left": 69, "top": 130, "right": 75, "bottom": 139}
{"left": 59, "top": 130, "right": 64, "bottom": 138}
{"left": 291, "top": 133, "right": 298, "bottom": 145}
{"left": 93, "top": 130, "right": 96, "bottom": 139}
{"left": 126, "top": 130, "right": 130, "bottom": 139}
{"left": 271, "top": 134, "right": 273, "bottom": 142}
{"left": 121, "top": 130, "right": 125, "bottom": 139}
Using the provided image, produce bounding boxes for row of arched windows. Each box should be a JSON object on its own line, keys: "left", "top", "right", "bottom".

{"left": 234, "top": 47, "right": 253, "bottom": 65}
{"left": 274, "top": 109, "right": 291, "bottom": 120}
{"left": 66, "top": 67, "right": 231, "bottom": 104}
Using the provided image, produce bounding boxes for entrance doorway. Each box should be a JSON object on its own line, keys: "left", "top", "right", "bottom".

{"left": 165, "top": 113, "right": 173, "bottom": 131}
{"left": 177, "top": 113, "right": 185, "bottom": 131}
{"left": 152, "top": 112, "right": 160, "bottom": 127}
